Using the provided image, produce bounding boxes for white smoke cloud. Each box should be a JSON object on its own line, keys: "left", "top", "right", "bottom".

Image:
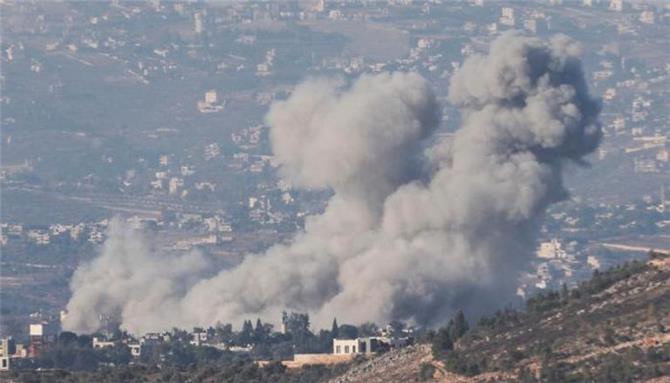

{"left": 63, "top": 219, "right": 211, "bottom": 334}
{"left": 63, "top": 32, "right": 601, "bottom": 334}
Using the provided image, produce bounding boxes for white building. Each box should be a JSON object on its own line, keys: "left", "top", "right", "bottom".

{"left": 205, "top": 90, "right": 217, "bottom": 104}
{"left": 332, "top": 337, "right": 385, "bottom": 355}
{"left": 194, "top": 12, "right": 203, "bottom": 34}
{"left": 169, "top": 177, "right": 184, "bottom": 195}
{"left": 537, "top": 239, "right": 567, "bottom": 259}
{"left": 609, "top": 0, "right": 623, "bottom": 12}
{"left": 500, "top": 7, "right": 515, "bottom": 27}
{"left": 0, "top": 357, "right": 9, "bottom": 371}
{"left": 92, "top": 337, "right": 115, "bottom": 349}
{"left": 639, "top": 11, "right": 655, "bottom": 24}
{"left": 129, "top": 343, "right": 142, "bottom": 357}
{"left": 27, "top": 230, "right": 50, "bottom": 245}
{"left": 180, "top": 165, "right": 195, "bottom": 177}
{"left": 198, "top": 90, "right": 225, "bottom": 113}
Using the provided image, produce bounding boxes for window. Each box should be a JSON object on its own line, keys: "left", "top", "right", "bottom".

{"left": 352, "top": 345, "right": 356, "bottom": 353}
{"left": 344, "top": 345, "right": 349, "bottom": 353}
{"left": 336, "top": 345, "right": 341, "bottom": 354}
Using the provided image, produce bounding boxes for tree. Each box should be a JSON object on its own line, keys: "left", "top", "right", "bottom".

{"left": 282, "top": 312, "right": 315, "bottom": 353}
{"left": 358, "top": 322, "right": 379, "bottom": 337}
{"left": 215, "top": 323, "right": 234, "bottom": 344}
{"left": 431, "top": 327, "right": 453, "bottom": 356}
{"left": 561, "top": 283, "right": 569, "bottom": 301}
{"left": 240, "top": 320, "right": 254, "bottom": 345}
{"left": 331, "top": 318, "right": 339, "bottom": 339}
{"left": 389, "top": 320, "right": 405, "bottom": 337}
{"left": 337, "top": 325, "right": 358, "bottom": 340}
{"left": 58, "top": 331, "right": 79, "bottom": 348}
{"left": 77, "top": 335, "right": 92, "bottom": 348}
{"left": 419, "top": 362, "right": 436, "bottom": 381}
{"left": 283, "top": 312, "right": 310, "bottom": 335}
{"left": 449, "top": 311, "right": 469, "bottom": 341}
{"left": 254, "top": 318, "right": 270, "bottom": 343}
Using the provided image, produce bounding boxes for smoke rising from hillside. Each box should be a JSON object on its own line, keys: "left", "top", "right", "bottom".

{"left": 63, "top": 32, "right": 601, "bottom": 334}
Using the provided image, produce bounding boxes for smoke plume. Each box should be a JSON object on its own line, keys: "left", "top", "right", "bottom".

{"left": 63, "top": 32, "right": 601, "bottom": 334}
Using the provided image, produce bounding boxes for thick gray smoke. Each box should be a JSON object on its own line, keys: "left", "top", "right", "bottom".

{"left": 63, "top": 32, "right": 601, "bottom": 334}
{"left": 64, "top": 220, "right": 211, "bottom": 334}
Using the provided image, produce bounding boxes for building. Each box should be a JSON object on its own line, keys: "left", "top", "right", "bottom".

{"left": 197, "top": 90, "right": 225, "bottom": 113}
{"left": 190, "top": 328, "right": 211, "bottom": 347}
{"left": 0, "top": 356, "right": 9, "bottom": 371}
{"left": 194, "top": 12, "right": 203, "bottom": 34}
{"left": 500, "top": 7, "right": 515, "bottom": 27}
{"left": 169, "top": 177, "right": 184, "bottom": 195}
{"left": 524, "top": 18, "right": 548, "bottom": 34}
{"left": 0, "top": 338, "right": 16, "bottom": 371}
{"left": 332, "top": 337, "right": 386, "bottom": 355}
{"left": 609, "top": 0, "right": 623, "bottom": 12}
{"left": 537, "top": 239, "right": 568, "bottom": 259}
{"left": 639, "top": 11, "right": 655, "bottom": 24}
{"left": 128, "top": 343, "right": 142, "bottom": 357}
{"left": 205, "top": 90, "right": 217, "bottom": 104}
{"left": 28, "top": 322, "right": 58, "bottom": 357}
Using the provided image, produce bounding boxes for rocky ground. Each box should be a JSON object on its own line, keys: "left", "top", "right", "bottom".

{"left": 326, "top": 344, "right": 434, "bottom": 383}
{"left": 328, "top": 256, "right": 670, "bottom": 382}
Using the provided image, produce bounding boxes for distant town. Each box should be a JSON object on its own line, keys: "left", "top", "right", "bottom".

{"left": 1, "top": 0, "right": 669, "bottom": 375}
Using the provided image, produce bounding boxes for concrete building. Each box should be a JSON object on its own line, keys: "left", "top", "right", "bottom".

{"left": 205, "top": 90, "right": 217, "bottom": 104}
{"left": 194, "top": 12, "right": 203, "bottom": 34}
{"left": 198, "top": 89, "right": 225, "bottom": 113}
{"left": 0, "top": 338, "right": 16, "bottom": 371}
{"left": 28, "top": 322, "right": 58, "bottom": 357}
{"left": 524, "top": 18, "right": 548, "bottom": 34}
{"left": 332, "top": 337, "right": 386, "bottom": 355}
{"left": 190, "top": 328, "right": 210, "bottom": 347}
{"left": 500, "top": 7, "right": 515, "bottom": 27}
{"left": 169, "top": 177, "right": 184, "bottom": 195}
{"left": 639, "top": 10, "right": 655, "bottom": 24}
{"left": 609, "top": 0, "right": 623, "bottom": 12}
{"left": 0, "top": 356, "right": 9, "bottom": 371}
{"left": 537, "top": 239, "right": 568, "bottom": 259}
{"left": 129, "top": 343, "right": 142, "bottom": 357}
{"left": 93, "top": 337, "right": 115, "bottom": 349}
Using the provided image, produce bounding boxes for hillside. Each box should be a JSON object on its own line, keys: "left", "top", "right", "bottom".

{"left": 333, "top": 255, "right": 670, "bottom": 382}
{"left": 4, "top": 256, "right": 669, "bottom": 383}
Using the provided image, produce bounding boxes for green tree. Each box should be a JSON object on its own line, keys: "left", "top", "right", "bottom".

{"left": 449, "top": 311, "right": 469, "bottom": 341}
{"left": 58, "top": 331, "right": 78, "bottom": 348}
{"left": 431, "top": 327, "right": 453, "bottom": 356}
{"left": 240, "top": 320, "right": 254, "bottom": 345}
{"left": 337, "top": 325, "right": 358, "bottom": 340}
{"left": 331, "top": 318, "right": 339, "bottom": 339}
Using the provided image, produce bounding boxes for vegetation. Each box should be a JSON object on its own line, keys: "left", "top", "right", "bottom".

{"left": 6, "top": 359, "right": 352, "bottom": 383}
{"left": 3, "top": 312, "right": 385, "bottom": 382}
{"left": 418, "top": 362, "right": 436, "bottom": 381}
{"left": 428, "top": 253, "right": 670, "bottom": 381}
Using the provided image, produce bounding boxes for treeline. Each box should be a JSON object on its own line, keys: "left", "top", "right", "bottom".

{"left": 526, "top": 259, "right": 648, "bottom": 315}
{"left": 428, "top": 257, "right": 659, "bottom": 378}
{"left": 8, "top": 312, "right": 394, "bottom": 376}
{"left": 6, "top": 358, "right": 353, "bottom": 383}
{"left": 423, "top": 311, "right": 477, "bottom": 375}
{"left": 208, "top": 312, "right": 384, "bottom": 360}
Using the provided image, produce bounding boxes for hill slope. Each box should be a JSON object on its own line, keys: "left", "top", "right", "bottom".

{"left": 333, "top": 256, "right": 670, "bottom": 382}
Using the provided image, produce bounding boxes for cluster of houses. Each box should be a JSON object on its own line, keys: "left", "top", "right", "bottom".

{"left": 0, "top": 315, "right": 415, "bottom": 372}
